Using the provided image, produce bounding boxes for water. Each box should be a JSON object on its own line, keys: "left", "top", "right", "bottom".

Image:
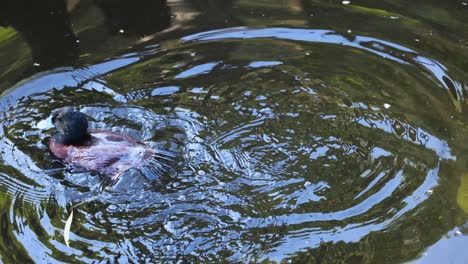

{"left": 0, "top": 0, "right": 467, "bottom": 263}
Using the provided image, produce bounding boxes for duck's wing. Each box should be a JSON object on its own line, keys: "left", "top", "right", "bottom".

{"left": 66, "top": 145, "right": 125, "bottom": 173}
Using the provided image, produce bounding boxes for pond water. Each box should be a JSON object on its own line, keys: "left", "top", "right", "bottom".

{"left": 0, "top": 0, "right": 467, "bottom": 263}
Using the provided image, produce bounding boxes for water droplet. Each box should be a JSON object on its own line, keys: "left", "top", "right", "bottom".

{"left": 228, "top": 210, "right": 241, "bottom": 221}
{"left": 164, "top": 221, "right": 175, "bottom": 234}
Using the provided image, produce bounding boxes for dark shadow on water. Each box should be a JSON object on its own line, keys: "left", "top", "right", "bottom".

{"left": 94, "top": 0, "right": 171, "bottom": 37}
{"left": 0, "top": 0, "right": 78, "bottom": 68}
{"left": 0, "top": 0, "right": 172, "bottom": 70}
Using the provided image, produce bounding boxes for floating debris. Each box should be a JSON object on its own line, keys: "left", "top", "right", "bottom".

{"left": 64, "top": 210, "right": 74, "bottom": 247}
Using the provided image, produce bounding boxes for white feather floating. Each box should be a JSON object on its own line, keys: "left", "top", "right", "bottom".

{"left": 64, "top": 210, "right": 74, "bottom": 247}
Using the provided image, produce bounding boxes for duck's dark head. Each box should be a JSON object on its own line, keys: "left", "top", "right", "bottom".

{"left": 52, "top": 107, "right": 90, "bottom": 146}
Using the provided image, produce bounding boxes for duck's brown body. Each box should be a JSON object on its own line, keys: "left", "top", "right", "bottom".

{"left": 50, "top": 129, "right": 155, "bottom": 179}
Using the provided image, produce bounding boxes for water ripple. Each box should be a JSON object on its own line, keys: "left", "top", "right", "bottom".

{"left": 0, "top": 26, "right": 464, "bottom": 262}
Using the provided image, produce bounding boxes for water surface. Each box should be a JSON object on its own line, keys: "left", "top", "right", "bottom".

{"left": 0, "top": 0, "right": 467, "bottom": 263}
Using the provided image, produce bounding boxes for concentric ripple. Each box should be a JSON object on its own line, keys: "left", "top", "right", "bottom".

{"left": 0, "top": 27, "right": 464, "bottom": 262}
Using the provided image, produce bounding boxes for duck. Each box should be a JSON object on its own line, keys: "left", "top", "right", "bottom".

{"left": 49, "top": 107, "right": 169, "bottom": 180}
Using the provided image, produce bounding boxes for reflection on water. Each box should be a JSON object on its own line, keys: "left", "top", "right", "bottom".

{"left": 0, "top": 0, "right": 468, "bottom": 263}
{"left": 0, "top": 0, "right": 78, "bottom": 68}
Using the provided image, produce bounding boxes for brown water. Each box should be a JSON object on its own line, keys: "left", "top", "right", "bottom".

{"left": 0, "top": 0, "right": 467, "bottom": 263}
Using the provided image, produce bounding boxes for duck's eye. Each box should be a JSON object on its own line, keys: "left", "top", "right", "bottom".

{"left": 52, "top": 114, "right": 63, "bottom": 124}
